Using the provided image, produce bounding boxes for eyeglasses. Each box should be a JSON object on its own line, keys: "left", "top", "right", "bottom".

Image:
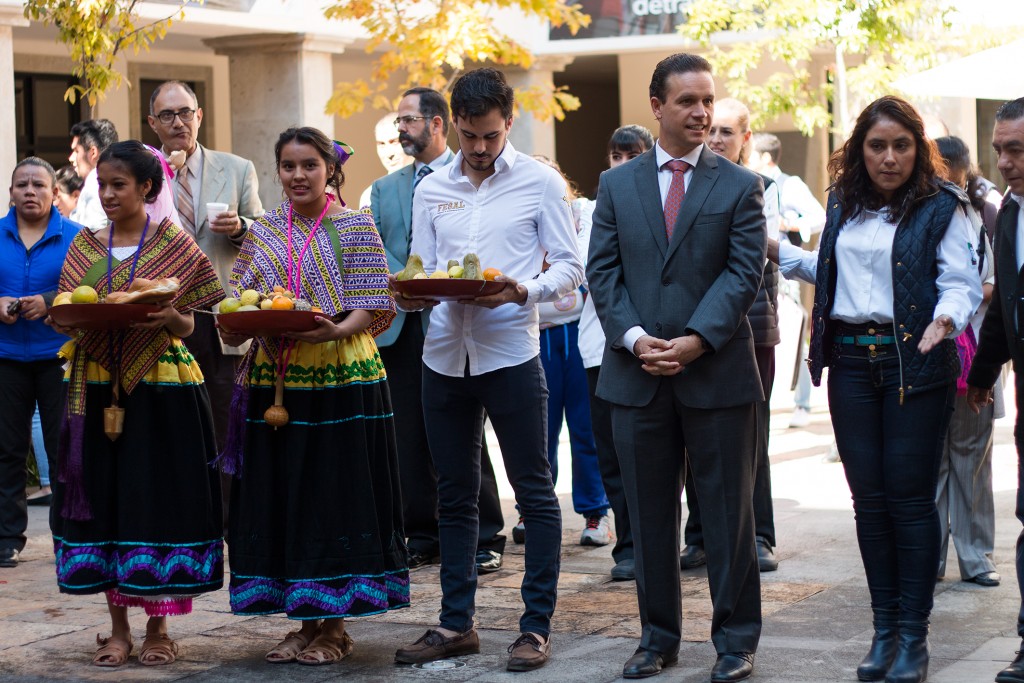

{"left": 394, "top": 115, "right": 428, "bottom": 127}
{"left": 155, "top": 108, "right": 197, "bottom": 125}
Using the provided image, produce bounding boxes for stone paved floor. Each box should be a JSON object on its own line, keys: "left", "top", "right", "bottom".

{"left": 1, "top": 371, "right": 1021, "bottom": 681}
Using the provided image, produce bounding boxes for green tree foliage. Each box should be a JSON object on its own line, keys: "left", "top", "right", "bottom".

{"left": 323, "top": 0, "right": 590, "bottom": 121}
{"left": 680, "top": 0, "right": 957, "bottom": 136}
{"left": 23, "top": 0, "right": 191, "bottom": 110}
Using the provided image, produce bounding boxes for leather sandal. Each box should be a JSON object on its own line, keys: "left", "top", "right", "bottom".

{"left": 296, "top": 631, "right": 354, "bottom": 666}
{"left": 265, "top": 629, "right": 315, "bottom": 664}
{"left": 93, "top": 633, "right": 132, "bottom": 667}
{"left": 139, "top": 632, "right": 178, "bottom": 666}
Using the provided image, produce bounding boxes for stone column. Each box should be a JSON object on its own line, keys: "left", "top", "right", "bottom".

{"left": 505, "top": 55, "right": 574, "bottom": 158}
{"left": 204, "top": 33, "right": 351, "bottom": 209}
{"left": 0, "top": 6, "right": 28, "bottom": 207}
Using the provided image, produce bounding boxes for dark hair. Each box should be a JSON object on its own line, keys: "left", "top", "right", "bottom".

{"left": 996, "top": 97, "right": 1024, "bottom": 122}
{"left": 404, "top": 86, "right": 450, "bottom": 135}
{"left": 450, "top": 68, "right": 514, "bottom": 122}
{"left": 935, "top": 135, "right": 971, "bottom": 187}
{"left": 752, "top": 132, "right": 782, "bottom": 164}
{"left": 12, "top": 157, "right": 56, "bottom": 186}
{"left": 55, "top": 164, "right": 84, "bottom": 194}
{"left": 97, "top": 140, "right": 164, "bottom": 203}
{"left": 150, "top": 80, "right": 199, "bottom": 114}
{"left": 828, "top": 96, "right": 945, "bottom": 225}
{"left": 274, "top": 127, "right": 346, "bottom": 198}
{"left": 649, "top": 53, "right": 712, "bottom": 102}
{"left": 70, "top": 119, "right": 119, "bottom": 153}
{"left": 608, "top": 124, "right": 654, "bottom": 156}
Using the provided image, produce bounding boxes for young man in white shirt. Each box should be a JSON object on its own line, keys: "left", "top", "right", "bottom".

{"left": 392, "top": 67, "right": 583, "bottom": 673}
{"left": 68, "top": 119, "right": 118, "bottom": 231}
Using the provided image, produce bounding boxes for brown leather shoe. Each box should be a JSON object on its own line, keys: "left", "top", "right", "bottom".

{"left": 506, "top": 632, "right": 550, "bottom": 671}
{"left": 394, "top": 628, "right": 479, "bottom": 664}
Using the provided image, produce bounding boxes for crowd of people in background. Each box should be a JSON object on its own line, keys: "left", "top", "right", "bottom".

{"left": 1, "top": 53, "right": 1024, "bottom": 683}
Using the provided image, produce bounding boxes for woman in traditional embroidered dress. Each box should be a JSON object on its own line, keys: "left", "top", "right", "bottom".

{"left": 219, "top": 126, "right": 406, "bottom": 666}
{"left": 47, "top": 141, "right": 225, "bottom": 667}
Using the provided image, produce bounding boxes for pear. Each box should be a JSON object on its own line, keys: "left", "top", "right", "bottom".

{"left": 463, "top": 253, "right": 483, "bottom": 280}
{"left": 396, "top": 254, "right": 426, "bottom": 281}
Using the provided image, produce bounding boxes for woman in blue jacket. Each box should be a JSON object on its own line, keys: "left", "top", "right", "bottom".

{"left": 0, "top": 157, "right": 81, "bottom": 567}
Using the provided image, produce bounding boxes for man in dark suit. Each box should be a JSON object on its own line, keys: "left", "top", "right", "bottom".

{"left": 966, "top": 96, "right": 1024, "bottom": 683}
{"left": 370, "top": 87, "right": 506, "bottom": 573}
{"left": 587, "top": 53, "right": 766, "bottom": 683}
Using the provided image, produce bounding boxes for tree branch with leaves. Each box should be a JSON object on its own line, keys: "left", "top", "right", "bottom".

{"left": 679, "top": 0, "right": 958, "bottom": 137}
{"left": 23, "top": 0, "right": 192, "bottom": 112}
{"left": 323, "top": 0, "right": 590, "bottom": 121}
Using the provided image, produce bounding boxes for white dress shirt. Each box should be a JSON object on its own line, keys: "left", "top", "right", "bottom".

{"left": 413, "top": 148, "right": 454, "bottom": 177}
{"left": 179, "top": 145, "right": 205, "bottom": 225}
{"left": 410, "top": 141, "right": 584, "bottom": 377}
{"left": 69, "top": 169, "right": 108, "bottom": 231}
{"left": 1011, "top": 194, "right": 1024, "bottom": 272}
{"left": 620, "top": 142, "right": 705, "bottom": 355}
{"left": 778, "top": 205, "right": 982, "bottom": 333}
{"left": 763, "top": 165, "right": 826, "bottom": 240}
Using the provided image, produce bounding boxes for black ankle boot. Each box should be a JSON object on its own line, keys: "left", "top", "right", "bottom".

{"left": 857, "top": 610, "right": 899, "bottom": 681}
{"left": 884, "top": 621, "right": 928, "bottom": 683}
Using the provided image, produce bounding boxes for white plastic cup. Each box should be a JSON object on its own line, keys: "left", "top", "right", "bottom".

{"left": 206, "top": 202, "right": 229, "bottom": 221}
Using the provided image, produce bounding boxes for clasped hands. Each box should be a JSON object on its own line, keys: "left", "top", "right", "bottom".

{"left": 633, "top": 334, "right": 705, "bottom": 376}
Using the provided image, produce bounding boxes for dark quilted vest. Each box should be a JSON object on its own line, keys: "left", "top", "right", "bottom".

{"left": 749, "top": 174, "right": 781, "bottom": 347}
{"left": 808, "top": 183, "right": 967, "bottom": 396}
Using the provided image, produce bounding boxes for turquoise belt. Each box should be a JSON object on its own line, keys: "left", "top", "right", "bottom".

{"left": 834, "top": 334, "right": 896, "bottom": 346}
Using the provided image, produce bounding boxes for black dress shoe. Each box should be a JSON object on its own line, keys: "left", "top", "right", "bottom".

{"left": 475, "top": 549, "right": 502, "bottom": 574}
{"left": 623, "top": 648, "right": 677, "bottom": 678}
{"left": 710, "top": 652, "right": 754, "bottom": 682}
{"left": 756, "top": 536, "right": 778, "bottom": 572}
{"left": 0, "top": 548, "right": 19, "bottom": 568}
{"left": 967, "top": 571, "right": 1001, "bottom": 587}
{"left": 26, "top": 492, "right": 52, "bottom": 506}
{"left": 611, "top": 558, "right": 636, "bottom": 581}
{"left": 408, "top": 549, "right": 440, "bottom": 569}
{"left": 996, "top": 649, "right": 1024, "bottom": 683}
{"left": 679, "top": 544, "right": 706, "bottom": 569}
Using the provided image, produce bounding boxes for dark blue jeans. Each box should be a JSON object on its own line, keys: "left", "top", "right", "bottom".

{"left": 423, "top": 357, "right": 561, "bottom": 637}
{"left": 827, "top": 346, "right": 954, "bottom": 622}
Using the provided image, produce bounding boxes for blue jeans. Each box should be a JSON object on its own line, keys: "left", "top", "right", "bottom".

{"left": 423, "top": 357, "right": 561, "bottom": 637}
{"left": 540, "top": 322, "right": 609, "bottom": 517}
{"left": 827, "top": 343, "right": 954, "bottom": 622}
{"left": 31, "top": 406, "right": 48, "bottom": 487}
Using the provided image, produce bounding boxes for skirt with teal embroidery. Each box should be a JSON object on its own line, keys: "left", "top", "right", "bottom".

{"left": 52, "top": 349, "right": 223, "bottom": 597}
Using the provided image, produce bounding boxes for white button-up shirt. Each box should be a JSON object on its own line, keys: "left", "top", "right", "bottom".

{"left": 69, "top": 168, "right": 108, "bottom": 231}
{"left": 778, "top": 205, "right": 982, "bottom": 333}
{"left": 410, "top": 141, "right": 584, "bottom": 377}
{"left": 763, "top": 165, "right": 826, "bottom": 240}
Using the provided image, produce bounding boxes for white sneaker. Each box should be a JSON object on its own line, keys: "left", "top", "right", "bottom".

{"left": 580, "top": 514, "right": 612, "bottom": 546}
{"left": 789, "top": 407, "right": 811, "bottom": 428}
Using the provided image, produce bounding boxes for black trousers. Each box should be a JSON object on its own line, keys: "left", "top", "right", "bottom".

{"left": 586, "top": 366, "right": 633, "bottom": 563}
{"left": 186, "top": 313, "right": 241, "bottom": 528}
{"left": 613, "top": 380, "right": 760, "bottom": 655}
{"left": 423, "top": 358, "right": 560, "bottom": 636}
{"left": 1016, "top": 376, "right": 1024, "bottom": 637}
{"left": 685, "top": 345, "right": 776, "bottom": 546}
{"left": 378, "top": 314, "right": 505, "bottom": 556}
{"left": 0, "top": 357, "right": 65, "bottom": 546}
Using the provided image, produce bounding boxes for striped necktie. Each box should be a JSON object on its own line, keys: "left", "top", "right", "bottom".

{"left": 176, "top": 168, "right": 196, "bottom": 235}
{"left": 413, "top": 165, "right": 432, "bottom": 192}
{"left": 662, "top": 159, "right": 689, "bottom": 240}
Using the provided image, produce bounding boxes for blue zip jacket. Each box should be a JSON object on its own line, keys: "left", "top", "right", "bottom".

{"left": 0, "top": 205, "right": 82, "bottom": 362}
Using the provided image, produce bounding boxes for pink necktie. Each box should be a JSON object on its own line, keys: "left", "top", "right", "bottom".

{"left": 663, "top": 159, "right": 689, "bottom": 240}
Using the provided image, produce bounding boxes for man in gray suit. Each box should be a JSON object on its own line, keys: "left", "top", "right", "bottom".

{"left": 147, "top": 80, "right": 263, "bottom": 456}
{"left": 371, "top": 87, "right": 506, "bottom": 573}
{"left": 587, "top": 53, "right": 766, "bottom": 683}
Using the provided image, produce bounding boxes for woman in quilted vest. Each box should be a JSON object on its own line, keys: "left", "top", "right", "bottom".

{"left": 774, "top": 96, "right": 982, "bottom": 683}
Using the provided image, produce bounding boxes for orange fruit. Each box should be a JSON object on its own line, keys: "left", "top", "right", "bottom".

{"left": 482, "top": 268, "right": 502, "bottom": 281}
{"left": 310, "top": 306, "right": 323, "bottom": 313}
{"left": 270, "top": 295, "right": 294, "bottom": 310}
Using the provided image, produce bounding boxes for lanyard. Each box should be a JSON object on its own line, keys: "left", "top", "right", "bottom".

{"left": 106, "top": 215, "right": 151, "bottom": 295}
{"left": 285, "top": 199, "right": 332, "bottom": 300}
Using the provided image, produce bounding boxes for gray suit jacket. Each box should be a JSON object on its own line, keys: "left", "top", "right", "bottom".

{"left": 193, "top": 145, "right": 264, "bottom": 354}
{"left": 587, "top": 145, "right": 767, "bottom": 409}
{"left": 193, "top": 145, "right": 264, "bottom": 295}
{"left": 370, "top": 153, "right": 453, "bottom": 347}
